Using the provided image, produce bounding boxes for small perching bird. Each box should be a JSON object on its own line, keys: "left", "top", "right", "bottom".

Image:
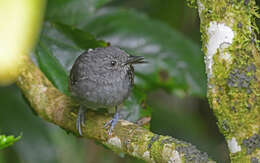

{"left": 68, "top": 46, "right": 146, "bottom": 135}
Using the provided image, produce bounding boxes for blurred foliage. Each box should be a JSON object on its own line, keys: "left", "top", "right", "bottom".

{"left": 39, "top": 2, "right": 207, "bottom": 96}
{"left": 0, "top": 0, "right": 230, "bottom": 162}
{"left": 45, "top": 0, "right": 112, "bottom": 26}
{"left": 0, "top": 135, "right": 21, "bottom": 150}
{"left": 0, "top": 85, "right": 86, "bottom": 163}
{"left": 84, "top": 8, "right": 206, "bottom": 97}
{"left": 109, "top": 0, "right": 201, "bottom": 43}
{"left": 35, "top": 42, "right": 70, "bottom": 95}
{"left": 33, "top": 0, "right": 206, "bottom": 128}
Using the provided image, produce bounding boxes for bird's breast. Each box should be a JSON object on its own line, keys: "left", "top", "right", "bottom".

{"left": 77, "top": 72, "right": 133, "bottom": 110}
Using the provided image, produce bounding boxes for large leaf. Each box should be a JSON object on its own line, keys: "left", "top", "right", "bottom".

{"left": 35, "top": 42, "right": 70, "bottom": 95}
{"left": 46, "top": 0, "right": 112, "bottom": 26}
{"left": 34, "top": 22, "right": 151, "bottom": 125}
{"left": 34, "top": 22, "right": 107, "bottom": 95}
{"left": 84, "top": 8, "right": 207, "bottom": 97}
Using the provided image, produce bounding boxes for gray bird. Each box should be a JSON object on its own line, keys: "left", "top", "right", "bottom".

{"left": 68, "top": 46, "right": 146, "bottom": 135}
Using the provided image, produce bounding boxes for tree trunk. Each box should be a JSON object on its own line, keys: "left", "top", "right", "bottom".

{"left": 192, "top": 0, "right": 260, "bottom": 161}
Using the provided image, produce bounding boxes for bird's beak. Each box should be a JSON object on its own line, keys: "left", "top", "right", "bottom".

{"left": 125, "top": 55, "right": 147, "bottom": 65}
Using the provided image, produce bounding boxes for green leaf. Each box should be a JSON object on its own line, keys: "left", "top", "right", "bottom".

{"left": 38, "top": 22, "right": 84, "bottom": 73}
{"left": 95, "top": 0, "right": 112, "bottom": 8}
{"left": 84, "top": 8, "right": 207, "bottom": 97}
{"left": 34, "top": 22, "right": 106, "bottom": 96}
{"left": 53, "top": 22, "right": 108, "bottom": 50}
{"left": 46, "top": 0, "right": 112, "bottom": 26}
{"left": 35, "top": 42, "right": 70, "bottom": 95}
{"left": 0, "top": 134, "right": 21, "bottom": 150}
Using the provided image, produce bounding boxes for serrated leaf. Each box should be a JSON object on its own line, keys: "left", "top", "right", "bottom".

{"left": 0, "top": 134, "right": 21, "bottom": 150}
{"left": 84, "top": 8, "right": 207, "bottom": 97}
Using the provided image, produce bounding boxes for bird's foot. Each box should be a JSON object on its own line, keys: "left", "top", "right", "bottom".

{"left": 105, "top": 111, "right": 119, "bottom": 135}
{"left": 76, "top": 106, "right": 86, "bottom": 136}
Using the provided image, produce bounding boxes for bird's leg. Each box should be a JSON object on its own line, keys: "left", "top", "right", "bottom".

{"left": 105, "top": 106, "right": 119, "bottom": 135}
{"left": 76, "top": 106, "right": 86, "bottom": 136}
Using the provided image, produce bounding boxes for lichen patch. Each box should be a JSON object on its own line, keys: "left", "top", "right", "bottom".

{"left": 242, "top": 134, "right": 260, "bottom": 154}
{"left": 132, "top": 144, "right": 139, "bottom": 157}
{"left": 197, "top": 0, "right": 205, "bottom": 17}
{"left": 227, "top": 137, "right": 241, "bottom": 153}
{"left": 162, "top": 144, "right": 181, "bottom": 163}
{"left": 120, "top": 120, "right": 133, "bottom": 126}
{"left": 142, "top": 151, "right": 151, "bottom": 161}
{"left": 205, "top": 21, "right": 234, "bottom": 78}
{"left": 219, "top": 42, "right": 232, "bottom": 62}
{"left": 108, "top": 136, "right": 122, "bottom": 149}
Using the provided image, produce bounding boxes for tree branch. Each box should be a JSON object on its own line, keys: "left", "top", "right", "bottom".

{"left": 16, "top": 57, "right": 214, "bottom": 163}
{"left": 194, "top": 0, "right": 260, "bottom": 161}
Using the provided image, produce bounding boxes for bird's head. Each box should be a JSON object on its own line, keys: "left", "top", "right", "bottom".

{"left": 90, "top": 46, "right": 146, "bottom": 72}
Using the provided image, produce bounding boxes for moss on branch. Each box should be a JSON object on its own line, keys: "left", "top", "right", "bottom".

{"left": 16, "top": 58, "right": 214, "bottom": 163}
{"left": 189, "top": 0, "right": 260, "bottom": 161}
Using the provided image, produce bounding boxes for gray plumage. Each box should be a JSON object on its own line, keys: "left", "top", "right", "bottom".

{"left": 69, "top": 46, "right": 146, "bottom": 111}
{"left": 68, "top": 46, "right": 145, "bottom": 135}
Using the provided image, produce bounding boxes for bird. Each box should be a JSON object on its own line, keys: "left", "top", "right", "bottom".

{"left": 68, "top": 46, "right": 146, "bottom": 136}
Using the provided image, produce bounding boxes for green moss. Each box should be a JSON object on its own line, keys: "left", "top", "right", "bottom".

{"left": 148, "top": 134, "right": 160, "bottom": 149}
{"left": 198, "top": 0, "right": 259, "bottom": 53}
{"left": 194, "top": 0, "right": 260, "bottom": 161}
{"left": 158, "top": 136, "right": 210, "bottom": 162}
{"left": 186, "top": 0, "right": 197, "bottom": 8}
{"left": 150, "top": 136, "right": 164, "bottom": 162}
{"left": 242, "top": 133, "right": 260, "bottom": 154}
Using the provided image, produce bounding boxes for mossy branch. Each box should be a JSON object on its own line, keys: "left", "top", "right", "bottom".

{"left": 16, "top": 57, "right": 214, "bottom": 163}
{"left": 191, "top": 0, "right": 260, "bottom": 162}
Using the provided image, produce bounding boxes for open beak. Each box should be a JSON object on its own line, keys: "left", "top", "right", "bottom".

{"left": 125, "top": 55, "right": 147, "bottom": 65}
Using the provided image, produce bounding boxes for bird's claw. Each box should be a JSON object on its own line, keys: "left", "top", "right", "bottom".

{"left": 76, "top": 106, "right": 86, "bottom": 136}
{"left": 104, "top": 111, "right": 119, "bottom": 135}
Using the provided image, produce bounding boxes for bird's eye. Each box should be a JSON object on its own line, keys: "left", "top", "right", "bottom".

{"left": 111, "top": 61, "right": 116, "bottom": 66}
